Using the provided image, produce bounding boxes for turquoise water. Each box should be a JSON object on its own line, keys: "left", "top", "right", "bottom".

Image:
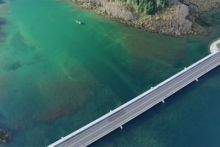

{"left": 0, "top": 0, "right": 220, "bottom": 146}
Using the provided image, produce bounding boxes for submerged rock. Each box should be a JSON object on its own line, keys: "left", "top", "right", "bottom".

{"left": 3, "top": 61, "right": 22, "bottom": 71}
{"left": 0, "top": 129, "right": 11, "bottom": 145}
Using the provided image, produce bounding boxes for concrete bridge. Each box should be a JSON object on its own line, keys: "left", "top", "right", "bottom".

{"left": 48, "top": 50, "right": 220, "bottom": 147}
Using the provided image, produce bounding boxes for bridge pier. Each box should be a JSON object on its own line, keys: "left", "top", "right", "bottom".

{"left": 120, "top": 125, "right": 123, "bottom": 129}
{"left": 161, "top": 100, "right": 165, "bottom": 103}
{"left": 196, "top": 78, "right": 198, "bottom": 82}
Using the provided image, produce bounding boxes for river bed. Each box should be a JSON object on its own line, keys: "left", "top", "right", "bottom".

{"left": 0, "top": 0, "right": 220, "bottom": 146}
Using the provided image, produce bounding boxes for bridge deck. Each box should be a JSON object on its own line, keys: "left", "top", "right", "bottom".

{"left": 48, "top": 51, "right": 220, "bottom": 147}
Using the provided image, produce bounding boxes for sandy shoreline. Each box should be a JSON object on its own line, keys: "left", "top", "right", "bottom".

{"left": 210, "top": 39, "right": 220, "bottom": 53}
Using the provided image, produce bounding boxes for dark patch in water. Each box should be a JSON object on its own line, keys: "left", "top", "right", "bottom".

{"left": 0, "top": 12, "right": 6, "bottom": 42}
{"left": 0, "top": 0, "right": 5, "bottom": 4}
{"left": 197, "top": 10, "right": 220, "bottom": 27}
{"left": 27, "top": 61, "right": 36, "bottom": 66}
{"left": 0, "top": 20, "right": 6, "bottom": 26}
{"left": 9, "top": 62, "right": 21, "bottom": 70}
{"left": 0, "top": 112, "right": 5, "bottom": 120}
{"left": 197, "top": 14, "right": 212, "bottom": 27}
{"left": 4, "top": 62, "right": 22, "bottom": 71}
{"left": 211, "top": 12, "right": 220, "bottom": 26}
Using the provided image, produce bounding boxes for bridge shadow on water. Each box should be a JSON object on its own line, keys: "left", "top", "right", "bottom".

{"left": 89, "top": 65, "right": 220, "bottom": 147}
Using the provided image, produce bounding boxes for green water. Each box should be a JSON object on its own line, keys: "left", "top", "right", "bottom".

{"left": 0, "top": 0, "right": 220, "bottom": 146}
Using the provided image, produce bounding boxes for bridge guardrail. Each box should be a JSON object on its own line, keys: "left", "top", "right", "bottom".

{"left": 48, "top": 51, "right": 220, "bottom": 147}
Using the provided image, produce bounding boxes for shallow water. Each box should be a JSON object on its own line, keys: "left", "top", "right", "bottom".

{"left": 0, "top": 0, "right": 220, "bottom": 146}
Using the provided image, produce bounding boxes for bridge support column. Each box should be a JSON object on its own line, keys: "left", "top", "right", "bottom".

{"left": 196, "top": 78, "right": 198, "bottom": 82}
{"left": 120, "top": 125, "right": 123, "bottom": 129}
{"left": 162, "top": 100, "right": 165, "bottom": 103}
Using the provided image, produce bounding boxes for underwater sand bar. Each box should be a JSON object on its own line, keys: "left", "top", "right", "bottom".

{"left": 48, "top": 51, "right": 220, "bottom": 147}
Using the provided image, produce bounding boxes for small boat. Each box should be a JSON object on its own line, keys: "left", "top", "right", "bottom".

{"left": 76, "top": 21, "right": 82, "bottom": 24}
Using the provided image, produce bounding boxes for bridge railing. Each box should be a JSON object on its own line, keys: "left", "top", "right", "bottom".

{"left": 48, "top": 50, "right": 220, "bottom": 147}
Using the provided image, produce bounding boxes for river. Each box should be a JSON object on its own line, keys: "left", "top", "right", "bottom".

{"left": 0, "top": 0, "right": 220, "bottom": 146}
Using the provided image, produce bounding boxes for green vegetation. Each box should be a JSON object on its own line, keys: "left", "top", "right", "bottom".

{"left": 112, "top": 0, "right": 168, "bottom": 14}
{"left": 217, "top": 43, "right": 220, "bottom": 48}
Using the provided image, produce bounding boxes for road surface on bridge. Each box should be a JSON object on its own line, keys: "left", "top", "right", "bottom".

{"left": 48, "top": 51, "right": 220, "bottom": 147}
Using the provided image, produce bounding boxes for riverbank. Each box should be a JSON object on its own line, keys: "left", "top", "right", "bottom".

{"left": 210, "top": 39, "right": 220, "bottom": 53}
{"left": 70, "top": 0, "right": 193, "bottom": 37}
{"left": 69, "top": 0, "right": 220, "bottom": 37}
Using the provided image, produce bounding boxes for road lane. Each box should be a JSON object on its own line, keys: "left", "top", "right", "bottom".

{"left": 49, "top": 51, "right": 220, "bottom": 147}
